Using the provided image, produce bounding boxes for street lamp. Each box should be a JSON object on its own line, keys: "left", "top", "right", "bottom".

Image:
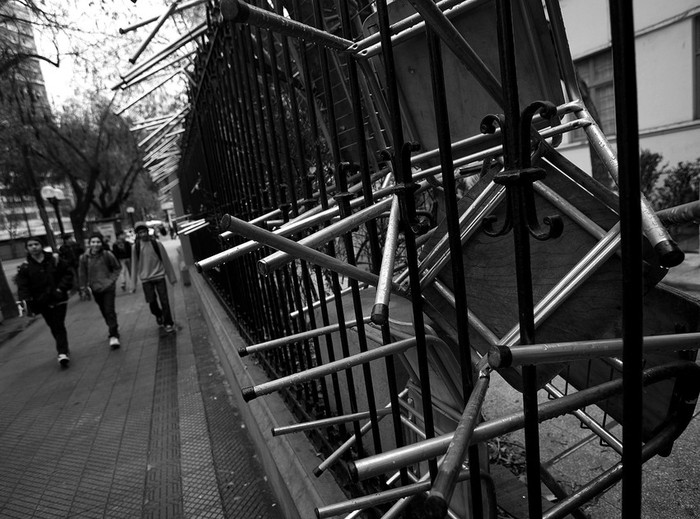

{"left": 126, "top": 206, "right": 136, "bottom": 227}
{"left": 41, "top": 186, "right": 66, "bottom": 240}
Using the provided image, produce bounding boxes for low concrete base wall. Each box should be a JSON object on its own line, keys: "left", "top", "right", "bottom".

{"left": 190, "top": 270, "right": 348, "bottom": 519}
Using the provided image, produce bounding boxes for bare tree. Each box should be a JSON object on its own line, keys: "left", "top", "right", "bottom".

{"left": 28, "top": 96, "right": 149, "bottom": 241}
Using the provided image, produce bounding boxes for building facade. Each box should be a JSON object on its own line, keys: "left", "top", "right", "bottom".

{"left": 559, "top": 0, "right": 700, "bottom": 171}
{"left": 0, "top": 1, "right": 73, "bottom": 253}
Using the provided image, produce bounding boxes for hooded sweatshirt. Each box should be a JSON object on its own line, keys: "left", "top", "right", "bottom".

{"left": 130, "top": 238, "right": 176, "bottom": 290}
{"left": 79, "top": 249, "right": 121, "bottom": 293}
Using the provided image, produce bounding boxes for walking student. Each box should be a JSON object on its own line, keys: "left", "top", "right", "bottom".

{"left": 112, "top": 230, "right": 133, "bottom": 292}
{"left": 16, "top": 237, "right": 74, "bottom": 368}
{"left": 79, "top": 232, "right": 122, "bottom": 349}
{"left": 130, "top": 221, "right": 178, "bottom": 333}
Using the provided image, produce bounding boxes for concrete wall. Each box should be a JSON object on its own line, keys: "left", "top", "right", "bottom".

{"left": 190, "top": 272, "right": 348, "bottom": 519}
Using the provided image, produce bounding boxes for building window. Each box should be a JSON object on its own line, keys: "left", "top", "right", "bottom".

{"left": 573, "top": 50, "right": 616, "bottom": 141}
{"left": 694, "top": 16, "right": 700, "bottom": 120}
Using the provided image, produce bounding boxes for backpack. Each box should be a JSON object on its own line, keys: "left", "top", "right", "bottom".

{"left": 135, "top": 239, "right": 163, "bottom": 263}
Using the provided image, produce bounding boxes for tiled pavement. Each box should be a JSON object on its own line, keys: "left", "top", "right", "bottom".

{"left": 0, "top": 242, "right": 282, "bottom": 519}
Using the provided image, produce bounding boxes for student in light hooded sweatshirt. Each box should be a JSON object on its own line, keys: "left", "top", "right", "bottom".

{"left": 130, "top": 222, "right": 178, "bottom": 332}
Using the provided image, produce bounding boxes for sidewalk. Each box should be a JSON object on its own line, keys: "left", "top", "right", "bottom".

{"left": 0, "top": 240, "right": 282, "bottom": 518}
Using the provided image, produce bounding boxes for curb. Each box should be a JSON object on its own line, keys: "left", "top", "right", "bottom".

{"left": 190, "top": 271, "right": 348, "bottom": 519}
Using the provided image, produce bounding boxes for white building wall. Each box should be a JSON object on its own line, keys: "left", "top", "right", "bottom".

{"left": 558, "top": 0, "right": 700, "bottom": 171}
{"left": 636, "top": 20, "right": 695, "bottom": 129}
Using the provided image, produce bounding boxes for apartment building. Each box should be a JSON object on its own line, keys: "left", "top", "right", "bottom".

{"left": 0, "top": 1, "right": 73, "bottom": 252}
{"left": 559, "top": 0, "right": 700, "bottom": 170}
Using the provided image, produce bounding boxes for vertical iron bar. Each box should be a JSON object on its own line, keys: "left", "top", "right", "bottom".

{"left": 338, "top": 0, "right": 402, "bottom": 460}
{"left": 334, "top": 163, "right": 383, "bottom": 454}
{"left": 494, "top": 1, "right": 542, "bottom": 517}
{"left": 423, "top": 24, "right": 483, "bottom": 518}
{"left": 609, "top": 1, "right": 644, "bottom": 515}
{"left": 375, "top": 0, "right": 438, "bottom": 480}
{"left": 290, "top": 0, "right": 347, "bottom": 434}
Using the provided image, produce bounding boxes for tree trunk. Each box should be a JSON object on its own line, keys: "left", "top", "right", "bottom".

{"left": 0, "top": 259, "right": 20, "bottom": 319}
{"left": 19, "top": 143, "right": 56, "bottom": 250}
{"left": 69, "top": 206, "right": 90, "bottom": 245}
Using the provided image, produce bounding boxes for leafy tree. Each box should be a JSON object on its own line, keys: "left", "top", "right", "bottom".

{"left": 655, "top": 158, "right": 700, "bottom": 211}
{"left": 640, "top": 149, "right": 666, "bottom": 210}
{"left": 640, "top": 149, "right": 700, "bottom": 211}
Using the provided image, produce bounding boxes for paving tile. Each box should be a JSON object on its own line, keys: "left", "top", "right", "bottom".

{"left": 0, "top": 243, "right": 285, "bottom": 519}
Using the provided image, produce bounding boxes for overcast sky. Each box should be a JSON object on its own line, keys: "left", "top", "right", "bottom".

{"left": 34, "top": 1, "right": 189, "bottom": 110}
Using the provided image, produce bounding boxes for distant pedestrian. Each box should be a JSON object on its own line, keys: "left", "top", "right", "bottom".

{"left": 78, "top": 232, "right": 122, "bottom": 349}
{"left": 16, "top": 237, "right": 74, "bottom": 368}
{"left": 112, "top": 231, "right": 133, "bottom": 292}
{"left": 58, "top": 234, "right": 84, "bottom": 294}
{"left": 130, "top": 221, "right": 178, "bottom": 333}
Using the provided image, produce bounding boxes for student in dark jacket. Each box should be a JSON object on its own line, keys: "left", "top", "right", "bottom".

{"left": 79, "top": 232, "right": 122, "bottom": 349}
{"left": 112, "top": 231, "right": 133, "bottom": 291}
{"left": 16, "top": 236, "right": 74, "bottom": 368}
{"left": 130, "top": 222, "right": 177, "bottom": 333}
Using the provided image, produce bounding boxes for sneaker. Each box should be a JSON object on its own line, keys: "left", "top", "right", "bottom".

{"left": 156, "top": 316, "right": 164, "bottom": 326}
{"left": 164, "top": 324, "right": 175, "bottom": 333}
{"left": 109, "top": 337, "right": 121, "bottom": 349}
{"left": 58, "top": 354, "right": 70, "bottom": 368}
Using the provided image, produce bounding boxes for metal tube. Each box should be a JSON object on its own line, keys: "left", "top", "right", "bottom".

{"left": 240, "top": 337, "right": 417, "bottom": 402}
{"left": 544, "top": 384, "right": 623, "bottom": 456}
{"left": 272, "top": 407, "right": 393, "bottom": 437}
{"left": 259, "top": 199, "right": 392, "bottom": 274}
{"left": 371, "top": 196, "right": 401, "bottom": 324}
{"left": 419, "top": 181, "right": 505, "bottom": 289}
{"left": 240, "top": 316, "right": 371, "bottom": 356}
{"left": 542, "top": 421, "right": 684, "bottom": 519}
{"left": 425, "top": 371, "right": 490, "bottom": 516}
{"left": 118, "top": 24, "right": 206, "bottom": 86}
{"left": 130, "top": 114, "right": 173, "bottom": 131}
{"left": 288, "top": 285, "right": 362, "bottom": 321}
{"left": 119, "top": 0, "right": 206, "bottom": 34}
{"left": 315, "top": 469, "right": 470, "bottom": 519}
{"left": 197, "top": 195, "right": 374, "bottom": 272}
{"left": 582, "top": 112, "right": 682, "bottom": 268}
{"left": 498, "top": 224, "right": 621, "bottom": 346}
{"left": 138, "top": 108, "right": 188, "bottom": 148}
{"left": 657, "top": 200, "right": 700, "bottom": 225}
{"left": 179, "top": 221, "right": 209, "bottom": 235}
{"left": 218, "top": 214, "right": 382, "bottom": 288}
{"left": 220, "top": 0, "right": 353, "bottom": 52}
{"left": 351, "top": 0, "right": 470, "bottom": 55}
{"left": 314, "top": 389, "right": 409, "bottom": 476}
{"left": 116, "top": 67, "right": 185, "bottom": 115}
{"left": 488, "top": 332, "right": 700, "bottom": 369}
{"left": 128, "top": 2, "right": 178, "bottom": 64}
{"left": 120, "top": 51, "right": 196, "bottom": 90}
{"left": 351, "top": 362, "right": 687, "bottom": 481}
{"left": 406, "top": 0, "right": 503, "bottom": 107}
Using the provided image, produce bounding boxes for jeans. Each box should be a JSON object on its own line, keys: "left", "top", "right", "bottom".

{"left": 41, "top": 303, "right": 69, "bottom": 355}
{"left": 117, "top": 259, "right": 132, "bottom": 289}
{"left": 142, "top": 278, "right": 173, "bottom": 326}
{"left": 93, "top": 287, "right": 119, "bottom": 338}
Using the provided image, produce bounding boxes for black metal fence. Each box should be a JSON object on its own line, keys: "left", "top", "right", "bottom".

{"left": 176, "top": 1, "right": 700, "bottom": 517}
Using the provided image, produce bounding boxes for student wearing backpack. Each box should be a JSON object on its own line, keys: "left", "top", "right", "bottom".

{"left": 130, "top": 221, "right": 177, "bottom": 333}
{"left": 16, "top": 236, "right": 74, "bottom": 368}
{"left": 78, "top": 232, "right": 122, "bottom": 349}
